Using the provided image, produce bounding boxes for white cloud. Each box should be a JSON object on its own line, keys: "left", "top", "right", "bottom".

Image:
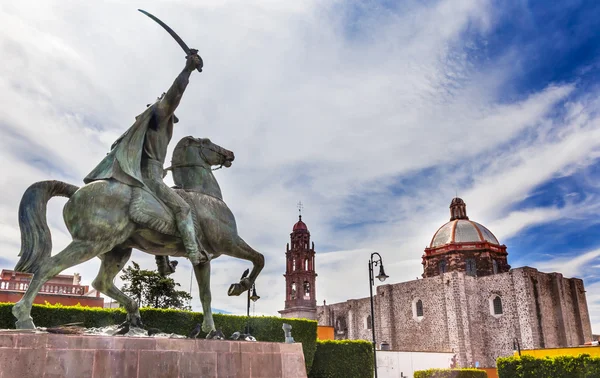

{"left": 0, "top": 0, "right": 599, "bottom": 335}
{"left": 535, "top": 248, "right": 600, "bottom": 279}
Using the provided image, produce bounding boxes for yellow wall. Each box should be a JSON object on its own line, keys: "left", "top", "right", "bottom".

{"left": 317, "top": 325, "right": 334, "bottom": 340}
{"left": 516, "top": 346, "right": 600, "bottom": 358}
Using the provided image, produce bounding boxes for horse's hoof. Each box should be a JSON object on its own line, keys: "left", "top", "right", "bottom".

{"left": 227, "top": 283, "right": 243, "bottom": 296}
{"left": 125, "top": 313, "right": 143, "bottom": 328}
{"left": 15, "top": 318, "right": 36, "bottom": 330}
{"left": 206, "top": 329, "right": 225, "bottom": 340}
{"left": 130, "top": 319, "right": 143, "bottom": 328}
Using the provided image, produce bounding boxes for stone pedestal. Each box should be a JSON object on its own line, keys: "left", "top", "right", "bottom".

{"left": 0, "top": 332, "right": 307, "bottom": 378}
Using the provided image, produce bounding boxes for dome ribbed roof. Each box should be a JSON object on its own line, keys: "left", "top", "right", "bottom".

{"left": 430, "top": 219, "right": 499, "bottom": 248}
{"left": 293, "top": 216, "right": 308, "bottom": 231}
{"left": 429, "top": 197, "right": 500, "bottom": 248}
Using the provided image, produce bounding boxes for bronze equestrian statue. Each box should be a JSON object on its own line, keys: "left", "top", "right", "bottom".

{"left": 11, "top": 11, "right": 264, "bottom": 335}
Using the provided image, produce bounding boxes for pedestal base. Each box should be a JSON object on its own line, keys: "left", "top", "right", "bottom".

{"left": 0, "top": 332, "right": 307, "bottom": 378}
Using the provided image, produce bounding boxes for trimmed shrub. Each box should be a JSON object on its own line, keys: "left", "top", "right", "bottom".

{"left": 414, "top": 368, "right": 487, "bottom": 378}
{"left": 0, "top": 303, "right": 317, "bottom": 370}
{"left": 497, "top": 354, "right": 600, "bottom": 378}
{"left": 309, "top": 339, "right": 373, "bottom": 378}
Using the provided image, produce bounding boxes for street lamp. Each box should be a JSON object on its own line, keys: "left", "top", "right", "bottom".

{"left": 368, "top": 252, "right": 388, "bottom": 378}
{"left": 246, "top": 283, "right": 260, "bottom": 334}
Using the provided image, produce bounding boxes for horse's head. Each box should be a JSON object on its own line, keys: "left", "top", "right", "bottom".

{"left": 170, "top": 137, "right": 235, "bottom": 193}
{"left": 196, "top": 137, "right": 235, "bottom": 168}
{"left": 171, "top": 136, "right": 235, "bottom": 170}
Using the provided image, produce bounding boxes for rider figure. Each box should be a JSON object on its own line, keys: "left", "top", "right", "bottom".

{"left": 84, "top": 52, "right": 206, "bottom": 266}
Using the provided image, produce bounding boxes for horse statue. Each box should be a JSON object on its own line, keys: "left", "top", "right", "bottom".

{"left": 12, "top": 136, "right": 264, "bottom": 335}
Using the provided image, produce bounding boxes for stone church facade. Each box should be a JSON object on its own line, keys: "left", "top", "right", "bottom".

{"left": 316, "top": 198, "right": 593, "bottom": 368}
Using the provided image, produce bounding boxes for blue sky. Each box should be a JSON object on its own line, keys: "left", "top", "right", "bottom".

{"left": 0, "top": 0, "right": 599, "bottom": 334}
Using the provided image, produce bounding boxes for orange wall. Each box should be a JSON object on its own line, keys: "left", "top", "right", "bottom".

{"left": 0, "top": 291, "right": 104, "bottom": 308}
{"left": 479, "top": 368, "right": 498, "bottom": 378}
{"left": 317, "top": 325, "right": 334, "bottom": 340}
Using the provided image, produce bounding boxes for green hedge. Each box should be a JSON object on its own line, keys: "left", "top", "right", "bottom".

{"left": 497, "top": 354, "right": 600, "bottom": 378}
{"left": 308, "top": 339, "right": 373, "bottom": 378}
{"left": 0, "top": 303, "right": 317, "bottom": 370}
{"left": 414, "top": 369, "right": 487, "bottom": 378}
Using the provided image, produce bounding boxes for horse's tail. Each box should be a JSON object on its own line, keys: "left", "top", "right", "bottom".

{"left": 15, "top": 180, "right": 79, "bottom": 273}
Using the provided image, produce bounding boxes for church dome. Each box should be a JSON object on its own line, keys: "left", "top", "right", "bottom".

{"left": 423, "top": 197, "right": 509, "bottom": 278}
{"left": 293, "top": 216, "right": 308, "bottom": 231}
{"left": 430, "top": 220, "right": 499, "bottom": 248}
{"left": 429, "top": 197, "right": 500, "bottom": 248}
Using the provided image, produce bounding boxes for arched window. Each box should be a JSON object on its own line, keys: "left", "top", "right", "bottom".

{"left": 416, "top": 299, "right": 424, "bottom": 317}
{"left": 366, "top": 314, "right": 372, "bottom": 329}
{"left": 292, "top": 259, "right": 296, "bottom": 271}
{"left": 303, "top": 281, "right": 311, "bottom": 298}
{"left": 305, "top": 259, "right": 309, "bottom": 271}
{"left": 466, "top": 258, "right": 476, "bottom": 276}
{"left": 439, "top": 260, "right": 447, "bottom": 274}
{"left": 290, "top": 283, "right": 297, "bottom": 300}
{"left": 492, "top": 260, "right": 498, "bottom": 274}
{"left": 493, "top": 296, "right": 503, "bottom": 315}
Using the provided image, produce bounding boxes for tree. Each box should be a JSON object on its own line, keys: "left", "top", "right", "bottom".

{"left": 120, "top": 261, "right": 192, "bottom": 310}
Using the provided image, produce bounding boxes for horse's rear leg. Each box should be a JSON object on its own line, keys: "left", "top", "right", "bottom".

{"left": 12, "top": 240, "right": 108, "bottom": 329}
{"left": 226, "top": 238, "right": 264, "bottom": 296}
{"left": 92, "top": 246, "right": 142, "bottom": 327}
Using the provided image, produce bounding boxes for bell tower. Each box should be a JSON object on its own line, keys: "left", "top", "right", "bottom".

{"left": 279, "top": 204, "right": 317, "bottom": 320}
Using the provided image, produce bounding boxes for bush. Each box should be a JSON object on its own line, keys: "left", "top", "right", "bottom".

{"left": 414, "top": 368, "right": 487, "bottom": 378}
{"left": 309, "top": 339, "right": 373, "bottom": 378}
{"left": 0, "top": 303, "right": 317, "bottom": 371}
{"left": 497, "top": 354, "right": 600, "bottom": 378}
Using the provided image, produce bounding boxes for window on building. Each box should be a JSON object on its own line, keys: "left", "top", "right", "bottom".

{"left": 416, "top": 299, "right": 423, "bottom": 317}
{"left": 493, "top": 296, "right": 503, "bottom": 315}
{"left": 305, "top": 259, "right": 309, "bottom": 271}
{"left": 366, "top": 315, "right": 372, "bottom": 329}
{"left": 335, "top": 317, "right": 347, "bottom": 335}
{"left": 292, "top": 259, "right": 296, "bottom": 271}
{"left": 304, "top": 281, "right": 311, "bottom": 298}
{"left": 466, "top": 258, "right": 476, "bottom": 276}
{"left": 439, "top": 260, "right": 447, "bottom": 274}
{"left": 492, "top": 260, "right": 498, "bottom": 274}
{"left": 290, "top": 283, "right": 296, "bottom": 300}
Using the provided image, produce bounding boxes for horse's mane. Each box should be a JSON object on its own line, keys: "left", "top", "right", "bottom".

{"left": 171, "top": 136, "right": 196, "bottom": 166}
{"left": 170, "top": 136, "right": 197, "bottom": 188}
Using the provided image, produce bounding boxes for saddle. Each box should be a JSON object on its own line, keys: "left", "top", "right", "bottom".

{"left": 129, "top": 187, "right": 200, "bottom": 238}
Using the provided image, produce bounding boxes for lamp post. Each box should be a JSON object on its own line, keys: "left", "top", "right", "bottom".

{"left": 368, "top": 252, "right": 389, "bottom": 378}
{"left": 246, "top": 283, "right": 260, "bottom": 334}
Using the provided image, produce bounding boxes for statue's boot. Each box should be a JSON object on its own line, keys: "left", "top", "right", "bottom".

{"left": 156, "top": 256, "right": 176, "bottom": 276}
{"left": 176, "top": 211, "right": 208, "bottom": 266}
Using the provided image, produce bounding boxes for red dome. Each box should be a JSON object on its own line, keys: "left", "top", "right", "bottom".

{"left": 293, "top": 216, "right": 308, "bottom": 231}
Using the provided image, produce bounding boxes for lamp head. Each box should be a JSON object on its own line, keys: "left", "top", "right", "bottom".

{"left": 376, "top": 264, "right": 389, "bottom": 282}
{"left": 250, "top": 286, "right": 260, "bottom": 302}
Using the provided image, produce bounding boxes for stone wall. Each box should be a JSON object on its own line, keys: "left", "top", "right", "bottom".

{"left": 316, "top": 267, "right": 592, "bottom": 368}
{"left": 377, "top": 277, "right": 451, "bottom": 353}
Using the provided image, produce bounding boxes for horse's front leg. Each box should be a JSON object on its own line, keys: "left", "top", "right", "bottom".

{"left": 227, "top": 237, "right": 265, "bottom": 296}
{"left": 193, "top": 261, "right": 215, "bottom": 334}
